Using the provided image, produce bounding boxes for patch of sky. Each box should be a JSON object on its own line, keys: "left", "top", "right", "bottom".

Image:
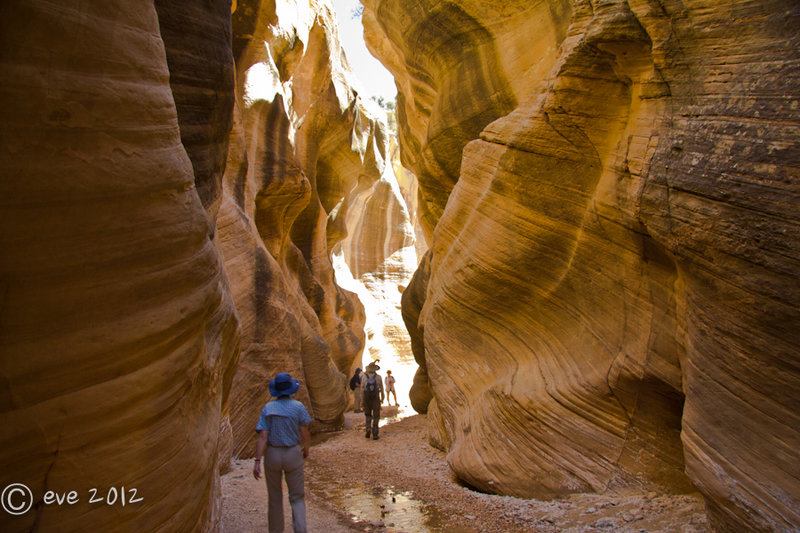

{"left": 332, "top": 0, "right": 398, "bottom": 103}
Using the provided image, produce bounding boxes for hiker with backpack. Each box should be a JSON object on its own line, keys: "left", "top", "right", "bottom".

{"left": 360, "top": 361, "right": 384, "bottom": 440}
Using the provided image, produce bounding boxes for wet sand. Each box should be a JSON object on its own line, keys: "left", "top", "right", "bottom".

{"left": 221, "top": 412, "right": 709, "bottom": 532}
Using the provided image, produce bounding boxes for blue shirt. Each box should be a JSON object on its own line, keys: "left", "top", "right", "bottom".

{"left": 255, "top": 397, "right": 312, "bottom": 447}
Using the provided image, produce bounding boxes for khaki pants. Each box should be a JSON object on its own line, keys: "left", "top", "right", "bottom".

{"left": 265, "top": 445, "right": 306, "bottom": 533}
{"left": 354, "top": 387, "right": 363, "bottom": 412}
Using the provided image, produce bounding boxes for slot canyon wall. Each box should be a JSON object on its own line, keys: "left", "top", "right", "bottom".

{"left": 336, "top": 136, "right": 424, "bottom": 364}
{"left": 222, "top": 0, "right": 421, "bottom": 461}
{"left": 220, "top": 0, "right": 391, "bottom": 459}
{"left": 0, "top": 2, "right": 240, "bottom": 531}
{"left": 1, "top": 0, "right": 410, "bottom": 531}
{"left": 363, "top": 0, "right": 800, "bottom": 531}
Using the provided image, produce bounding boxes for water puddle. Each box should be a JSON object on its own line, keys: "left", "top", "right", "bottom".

{"left": 309, "top": 480, "right": 480, "bottom": 532}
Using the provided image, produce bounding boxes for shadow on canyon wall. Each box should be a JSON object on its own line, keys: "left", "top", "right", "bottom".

{"left": 1, "top": 1, "right": 799, "bottom": 532}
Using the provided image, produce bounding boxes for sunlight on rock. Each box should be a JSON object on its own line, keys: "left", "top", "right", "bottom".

{"left": 332, "top": 152, "right": 422, "bottom": 414}
{"left": 2, "top": 0, "right": 797, "bottom": 531}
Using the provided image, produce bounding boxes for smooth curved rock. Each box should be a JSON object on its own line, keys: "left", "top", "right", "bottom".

{"left": 222, "top": 0, "right": 410, "bottom": 457}
{"left": 400, "top": 250, "right": 433, "bottom": 414}
{"left": 0, "top": 2, "right": 239, "bottom": 531}
{"left": 365, "top": 0, "right": 800, "bottom": 530}
{"left": 339, "top": 173, "right": 414, "bottom": 280}
{"left": 391, "top": 139, "right": 428, "bottom": 259}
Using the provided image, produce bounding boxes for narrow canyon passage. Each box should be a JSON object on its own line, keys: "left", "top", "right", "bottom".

{"left": 221, "top": 3, "right": 703, "bottom": 531}
{"left": 1, "top": 1, "right": 798, "bottom": 533}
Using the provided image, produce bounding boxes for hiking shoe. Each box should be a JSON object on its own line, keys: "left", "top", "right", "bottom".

{"left": 365, "top": 431, "right": 371, "bottom": 438}
{"left": 373, "top": 435, "right": 379, "bottom": 440}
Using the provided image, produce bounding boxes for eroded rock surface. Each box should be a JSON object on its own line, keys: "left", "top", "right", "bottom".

{"left": 335, "top": 135, "right": 422, "bottom": 366}
{"left": 365, "top": 0, "right": 800, "bottom": 531}
{"left": 0, "top": 0, "right": 403, "bottom": 531}
{"left": 221, "top": 0, "right": 410, "bottom": 457}
{"left": 0, "top": 2, "right": 239, "bottom": 531}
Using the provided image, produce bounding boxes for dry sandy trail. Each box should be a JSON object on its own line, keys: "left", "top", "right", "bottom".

{"left": 221, "top": 412, "right": 709, "bottom": 532}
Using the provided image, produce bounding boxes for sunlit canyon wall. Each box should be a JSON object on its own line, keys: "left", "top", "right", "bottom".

{"left": 221, "top": 0, "right": 395, "bottom": 458}
{"left": 363, "top": 0, "right": 800, "bottom": 531}
{"left": 0, "top": 0, "right": 406, "bottom": 531}
{"left": 335, "top": 136, "right": 423, "bottom": 371}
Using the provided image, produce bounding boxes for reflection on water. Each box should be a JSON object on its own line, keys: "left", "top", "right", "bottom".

{"left": 310, "top": 479, "right": 480, "bottom": 533}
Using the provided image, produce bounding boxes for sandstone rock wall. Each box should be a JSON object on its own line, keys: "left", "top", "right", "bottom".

{"left": 390, "top": 140, "right": 429, "bottom": 260}
{"left": 222, "top": 0, "right": 406, "bottom": 457}
{"left": 0, "top": 1, "right": 239, "bottom": 531}
{"left": 365, "top": 0, "right": 800, "bottom": 531}
{"left": 335, "top": 135, "right": 421, "bottom": 367}
{"left": 338, "top": 152, "right": 415, "bottom": 281}
{"left": 0, "top": 0, "right": 400, "bottom": 530}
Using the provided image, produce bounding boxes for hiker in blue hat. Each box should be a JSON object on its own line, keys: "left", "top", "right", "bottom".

{"left": 253, "top": 372, "right": 312, "bottom": 533}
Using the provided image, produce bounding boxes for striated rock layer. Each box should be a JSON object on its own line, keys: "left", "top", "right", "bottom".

{"left": 0, "top": 0, "right": 401, "bottom": 531}
{"left": 0, "top": 1, "right": 239, "bottom": 531}
{"left": 365, "top": 0, "right": 800, "bottom": 531}
{"left": 221, "top": 0, "right": 403, "bottom": 457}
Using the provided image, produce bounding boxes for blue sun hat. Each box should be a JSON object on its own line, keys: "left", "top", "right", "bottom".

{"left": 269, "top": 372, "right": 300, "bottom": 397}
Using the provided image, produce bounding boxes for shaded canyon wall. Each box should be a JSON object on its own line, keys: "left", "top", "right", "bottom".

{"left": 363, "top": 0, "right": 800, "bottom": 531}
{"left": 0, "top": 1, "right": 239, "bottom": 531}
{"left": 0, "top": 0, "right": 406, "bottom": 531}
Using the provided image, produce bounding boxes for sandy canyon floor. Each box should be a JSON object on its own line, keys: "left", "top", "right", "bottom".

{"left": 221, "top": 412, "right": 710, "bottom": 532}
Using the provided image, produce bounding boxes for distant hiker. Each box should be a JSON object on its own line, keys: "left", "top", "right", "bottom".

{"left": 349, "top": 367, "right": 363, "bottom": 413}
{"left": 361, "top": 361, "right": 384, "bottom": 440}
{"left": 253, "top": 372, "right": 312, "bottom": 533}
{"left": 384, "top": 370, "right": 398, "bottom": 406}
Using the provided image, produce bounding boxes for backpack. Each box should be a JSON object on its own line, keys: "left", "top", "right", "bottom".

{"left": 363, "top": 374, "right": 378, "bottom": 401}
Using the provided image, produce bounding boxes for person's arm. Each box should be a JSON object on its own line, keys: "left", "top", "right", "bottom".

{"left": 253, "top": 430, "right": 268, "bottom": 479}
{"left": 379, "top": 375, "right": 385, "bottom": 404}
{"left": 300, "top": 425, "right": 310, "bottom": 459}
